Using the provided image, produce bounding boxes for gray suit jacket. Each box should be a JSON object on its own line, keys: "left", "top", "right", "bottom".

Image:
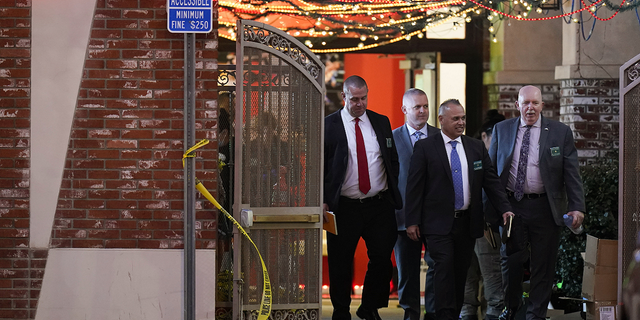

{"left": 488, "top": 116, "right": 585, "bottom": 226}
{"left": 393, "top": 123, "right": 440, "bottom": 231}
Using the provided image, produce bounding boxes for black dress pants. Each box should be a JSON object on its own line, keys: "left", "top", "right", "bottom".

{"left": 426, "top": 214, "right": 476, "bottom": 320}
{"left": 327, "top": 196, "right": 397, "bottom": 320}
{"left": 500, "top": 195, "right": 561, "bottom": 320}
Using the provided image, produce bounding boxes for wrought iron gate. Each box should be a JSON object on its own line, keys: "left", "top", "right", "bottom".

{"left": 233, "top": 20, "right": 325, "bottom": 320}
{"left": 619, "top": 53, "right": 640, "bottom": 300}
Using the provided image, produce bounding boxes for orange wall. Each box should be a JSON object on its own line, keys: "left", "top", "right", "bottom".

{"left": 344, "top": 54, "right": 406, "bottom": 130}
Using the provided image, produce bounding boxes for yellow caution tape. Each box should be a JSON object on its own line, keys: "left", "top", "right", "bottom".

{"left": 182, "top": 139, "right": 210, "bottom": 167}
{"left": 184, "top": 139, "right": 272, "bottom": 320}
{"left": 195, "top": 180, "right": 272, "bottom": 320}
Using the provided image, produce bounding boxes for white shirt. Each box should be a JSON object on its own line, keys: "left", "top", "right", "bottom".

{"left": 442, "top": 132, "right": 470, "bottom": 210}
{"left": 340, "top": 108, "right": 387, "bottom": 199}
{"left": 508, "top": 117, "right": 545, "bottom": 194}
{"left": 404, "top": 123, "right": 429, "bottom": 140}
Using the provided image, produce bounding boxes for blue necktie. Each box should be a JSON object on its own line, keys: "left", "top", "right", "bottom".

{"left": 514, "top": 125, "right": 532, "bottom": 201}
{"left": 412, "top": 131, "right": 423, "bottom": 146}
{"left": 450, "top": 141, "right": 464, "bottom": 210}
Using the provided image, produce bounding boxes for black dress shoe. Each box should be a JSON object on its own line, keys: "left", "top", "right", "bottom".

{"left": 498, "top": 308, "right": 517, "bottom": 320}
{"left": 356, "top": 306, "right": 382, "bottom": 320}
{"left": 423, "top": 312, "right": 436, "bottom": 320}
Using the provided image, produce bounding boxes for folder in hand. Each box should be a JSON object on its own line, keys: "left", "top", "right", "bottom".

{"left": 501, "top": 215, "right": 513, "bottom": 244}
{"left": 323, "top": 211, "right": 337, "bottom": 235}
{"left": 484, "top": 222, "right": 498, "bottom": 249}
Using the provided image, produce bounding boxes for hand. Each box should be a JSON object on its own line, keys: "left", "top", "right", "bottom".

{"left": 566, "top": 211, "right": 584, "bottom": 228}
{"left": 406, "top": 225, "right": 421, "bottom": 241}
{"left": 502, "top": 211, "right": 515, "bottom": 226}
{"left": 323, "top": 203, "right": 330, "bottom": 222}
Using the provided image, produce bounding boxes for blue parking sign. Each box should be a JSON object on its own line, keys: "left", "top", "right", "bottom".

{"left": 167, "top": 0, "right": 214, "bottom": 33}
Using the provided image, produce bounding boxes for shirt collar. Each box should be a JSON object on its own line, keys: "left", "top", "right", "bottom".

{"left": 519, "top": 115, "right": 542, "bottom": 128}
{"left": 406, "top": 124, "right": 428, "bottom": 137}
{"left": 342, "top": 108, "right": 370, "bottom": 124}
{"left": 441, "top": 131, "right": 462, "bottom": 145}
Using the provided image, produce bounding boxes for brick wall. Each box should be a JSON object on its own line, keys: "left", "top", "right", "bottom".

{"left": 487, "top": 81, "right": 619, "bottom": 165}
{"left": 487, "top": 84, "right": 561, "bottom": 121}
{"left": 559, "top": 79, "right": 619, "bottom": 165}
{"left": 0, "top": 0, "right": 40, "bottom": 318}
{"left": 1, "top": 0, "right": 220, "bottom": 318}
{"left": 50, "top": 0, "right": 219, "bottom": 249}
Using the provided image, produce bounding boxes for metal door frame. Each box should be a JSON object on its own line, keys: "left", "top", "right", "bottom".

{"left": 233, "top": 19, "right": 325, "bottom": 320}
{"left": 618, "top": 52, "right": 640, "bottom": 302}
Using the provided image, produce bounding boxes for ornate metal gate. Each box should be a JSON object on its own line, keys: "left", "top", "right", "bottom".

{"left": 233, "top": 20, "right": 325, "bottom": 320}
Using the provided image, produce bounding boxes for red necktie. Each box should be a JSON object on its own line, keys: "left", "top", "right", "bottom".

{"left": 354, "top": 118, "right": 371, "bottom": 194}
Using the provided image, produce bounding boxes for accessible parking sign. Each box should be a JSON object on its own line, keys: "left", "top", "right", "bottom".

{"left": 167, "top": 0, "right": 214, "bottom": 33}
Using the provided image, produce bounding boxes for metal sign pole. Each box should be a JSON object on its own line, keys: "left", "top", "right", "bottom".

{"left": 183, "top": 32, "right": 197, "bottom": 320}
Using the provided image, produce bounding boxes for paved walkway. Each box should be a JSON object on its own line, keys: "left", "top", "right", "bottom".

{"left": 320, "top": 298, "right": 583, "bottom": 320}
{"left": 321, "top": 298, "right": 405, "bottom": 320}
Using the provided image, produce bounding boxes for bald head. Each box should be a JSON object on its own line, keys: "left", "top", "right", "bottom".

{"left": 516, "top": 85, "right": 544, "bottom": 126}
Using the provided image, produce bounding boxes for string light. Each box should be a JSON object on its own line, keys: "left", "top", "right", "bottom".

{"left": 218, "top": 0, "right": 636, "bottom": 53}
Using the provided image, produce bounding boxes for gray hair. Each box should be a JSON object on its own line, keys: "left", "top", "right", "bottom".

{"left": 402, "top": 88, "right": 427, "bottom": 105}
{"left": 438, "top": 99, "right": 462, "bottom": 116}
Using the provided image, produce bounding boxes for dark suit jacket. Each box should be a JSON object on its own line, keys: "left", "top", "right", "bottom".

{"left": 488, "top": 116, "right": 585, "bottom": 226}
{"left": 404, "top": 133, "right": 511, "bottom": 239}
{"left": 323, "top": 109, "right": 402, "bottom": 211}
{"left": 393, "top": 123, "right": 440, "bottom": 231}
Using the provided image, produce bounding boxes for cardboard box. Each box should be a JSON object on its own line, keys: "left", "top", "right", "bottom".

{"left": 585, "top": 234, "right": 618, "bottom": 268}
{"left": 582, "top": 264, "right": 617, "bottom": 301}
{"left": 585, "top": 300, "right": 616, "bottom": 320}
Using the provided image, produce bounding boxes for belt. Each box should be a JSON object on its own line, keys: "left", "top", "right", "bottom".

{"left": 454, "top": 210, "right": 469, "bottom": 218}
{"left": 506, "top": 189, "right": 547, "bottom": 199}
{"left": 340, "top": 193, "right": 384, "bottom": 204}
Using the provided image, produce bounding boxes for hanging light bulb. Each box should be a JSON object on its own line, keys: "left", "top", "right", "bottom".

{"left": 492, "top": 36, "right": 498, "bottom": 43}
{"left": 572, "top": 17, "right": 580, "bottom": 23}
{"left": 489, "top": 25, "right": 495, "bottom": 32}
{"left": 465, "top": 16, "right": 472, "bottom": 22}
{"left": 536, "top": 7, "right": 543, "bottom": 13}
{"left": 417, "top": 33, "right": 424, "bottom": 38}
{"left": 360, "top": 35, "right": 367, "bottom": 41}
{"left": 358, "top": 42, "right": 364, "bottom": 48}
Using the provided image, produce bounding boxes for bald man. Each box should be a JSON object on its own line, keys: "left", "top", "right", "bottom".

{"left": 488, "top": 86, "right": 585, "bottom": 320}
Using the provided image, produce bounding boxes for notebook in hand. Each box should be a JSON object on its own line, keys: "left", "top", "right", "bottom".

{"left": 323, "top": 211, "right": 337, "bottom": 235}
{"left": 501, "top": 215, "right": 513, "bottom": 244}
